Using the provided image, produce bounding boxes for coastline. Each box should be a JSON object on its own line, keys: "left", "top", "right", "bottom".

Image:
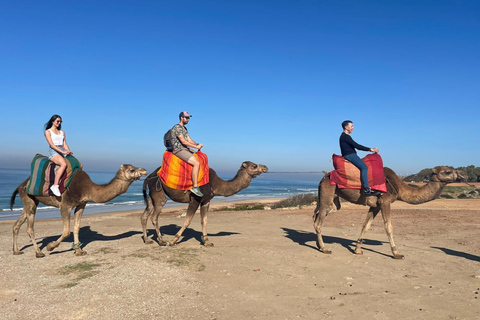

{"left": 0, "top": 197, "right": 287, "bottom": 224}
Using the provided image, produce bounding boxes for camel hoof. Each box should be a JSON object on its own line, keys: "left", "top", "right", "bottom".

{"left": 158, "top": 241, "right": 168, "bottom": 246}
{"left": 322, "top": 249, "right": 332, "bottom": 254}
{"left": 46, "top": 243, "right": 56, "bottom": 252}
{"left": 36, "top": 252, "right": 45, "bottom": 258}
{"left": 144, "top": 238, "right": 154, "bottom": 245}
{"left": 393, "top": 254, "right": 405, "bottom": 260}
{"left": 13, "top": 251, "right": 24, "bottom": 255}
{"left": 168, "top": 241, "right": 176, "bottom": 246}
{"left": 355, "top": 250, "right": 364, "bottom": 255}
{"left": 74, "top": 250, "right": 87, "bottom": 256}
{"left": 203, "top": 242, "right": 214, "bottom": 247}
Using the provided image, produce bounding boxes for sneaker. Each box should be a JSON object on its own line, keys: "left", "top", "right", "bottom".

{"left": 50, "top": 185, "right": 61, "bottom": 197}
{"left": 364, "top": 188, "right": 381, "bottom": 197}
{"left": 191, "top": 187, "right": 203, "bottom": 197}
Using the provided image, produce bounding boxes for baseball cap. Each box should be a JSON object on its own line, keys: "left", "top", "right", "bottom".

{"left": 179, "top": 111, "right": 192, "bottom": 118}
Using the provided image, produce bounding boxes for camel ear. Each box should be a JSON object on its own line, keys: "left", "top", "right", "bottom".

{"left": 242, "top": 162, "right": 248, "bottom": 169}
{"left": 120, "top": 165, "right": 125, "bottom": 172}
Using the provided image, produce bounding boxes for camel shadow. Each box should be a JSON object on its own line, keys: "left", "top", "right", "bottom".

{"left": 146, "top": 224, "right": 240, "bottom": 245}
{"left": 431, "top": 246, "right": 480, "bottom": 262}
{"left": 281, "top": 227, "right": 388, "bottom": 257}
{"left": 20, "top": 226, "right": 142, "bottom": 254}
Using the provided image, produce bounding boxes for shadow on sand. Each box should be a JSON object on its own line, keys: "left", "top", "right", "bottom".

{"left": 146, "top": 224, "right": 240, "bottom": 245}
{"left": 431, "top": 246, "right": 480, "bottom": 262}
{"left": 19, "top": 226, "right": 143, "bottom": 254}
{"left": 281, "top": 227, "right": 390, "bottom": 257}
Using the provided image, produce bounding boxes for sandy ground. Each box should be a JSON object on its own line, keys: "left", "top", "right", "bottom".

{"left": 1, "top": 198, "right": 479, "bottom": 320}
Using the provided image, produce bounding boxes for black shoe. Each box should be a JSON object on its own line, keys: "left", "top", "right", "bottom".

{"left": 364, "top": 188, "right": 381, "bottom": 196}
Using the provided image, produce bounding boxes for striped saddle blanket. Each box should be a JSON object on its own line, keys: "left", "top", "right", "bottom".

{"left": 158, "top": 151, "right": 210, "bottom": 190}
{"left": 26, "top": 154, "right": 83, "bottom": 196}
{"left": 330, "top": 153, "right": 387, "bottom": 193}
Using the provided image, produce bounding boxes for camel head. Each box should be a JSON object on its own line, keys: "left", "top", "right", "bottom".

{"left": 241, "top": 161, "right": 268, "bottom": 178}
{"left": 430, "top": 166, "right": 468, "bottom": 183}
{"left": 116, "top": 164, "right": 148, "bottom": 181}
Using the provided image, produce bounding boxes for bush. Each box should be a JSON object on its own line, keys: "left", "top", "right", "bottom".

{"left": 217, "top": 204, "right": 265, "bottom": 211}
{"left": 272, "top": 193, "right": 317, "bottom": 209}
{"left": 457, "top": 193, "right": 468, "bottom": 199}
{"left": 440, "top": 194, "right": 454, "bottom": 199}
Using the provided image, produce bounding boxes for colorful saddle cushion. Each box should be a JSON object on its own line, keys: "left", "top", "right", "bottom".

{"left": 330, "top": 153, "right": 387, "bottom": 193}
{"left": 26, "top": 154, "right": 83, "bottom": 196}
{"left": 158, "top": 151, "right": 210, "bottom": 190}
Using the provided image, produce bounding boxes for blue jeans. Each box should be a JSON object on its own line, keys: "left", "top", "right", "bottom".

{"left": 344, "top": 153, "right": 370, "bottom": 189}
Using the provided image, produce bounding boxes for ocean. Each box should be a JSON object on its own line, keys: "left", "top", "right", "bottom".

{"left": 0, "top": 168, "right": 323, "bottom": 222}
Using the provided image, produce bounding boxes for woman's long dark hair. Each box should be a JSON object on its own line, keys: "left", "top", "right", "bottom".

{"left": 44, "top": 114, "right": 62, "bottom": 131}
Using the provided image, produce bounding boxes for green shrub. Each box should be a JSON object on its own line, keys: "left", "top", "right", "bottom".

{"left": 440, "top": 194, "right": 454, "bottom": 199}
{"left": 272, "top": 193, "right": 317, "bottom": 209}
{"left": 457, "top": 193, "right": 468, "bottom": 199}
{"left": 217, "top": 204, "right": 265, "bottom": 211}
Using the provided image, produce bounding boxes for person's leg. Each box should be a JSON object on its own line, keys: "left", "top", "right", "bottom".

{"left": 344, "top": 154, "right": 370, "bottom": 189}
{"left": 186, "top": 156, "right": 201, "bottom": 188}
{"left": 174, "top": 150, "right": 203, "bottom": 197}
{"left": 49, "top": 154, "right": 67, "bottom": 186}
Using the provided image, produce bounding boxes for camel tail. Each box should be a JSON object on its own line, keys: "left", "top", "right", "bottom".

{"left": 10, "top": 188, "right": 19, "bottom": 211}
{"left": 142, "top": 178, "right": 149, "bottom": 206}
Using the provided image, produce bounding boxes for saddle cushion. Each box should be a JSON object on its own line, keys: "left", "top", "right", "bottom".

{"left": 330, "top": 153, "right": 387, "bottom": 193}
{"left": 158, "top": 151, "right": 210, "bottom": 190}
{"left": 26, "top": 154, "right": 83, "bottom": 196}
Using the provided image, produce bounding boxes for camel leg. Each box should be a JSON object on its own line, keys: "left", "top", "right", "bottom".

{"left": 12, "top": 210, "right": 29, "bottom": 255}
{"left": 169, "top": 200, "right": 201, "bottom": 246}
{"left": 199, "top": 202, "right": 213, "bottom": 247}
{"left": 24, "top": 209, "right": 45, "bottom": 258}
{"left": 380, "top": 204, "right": 404, "bottom": 259}
{"left": 354, "top": 207, "right": 380, "bottom": 255}
{"left": 72, "top": 204, "right": 87, "bottom": 256}
{"left": 313, "top": 178, "right": 337, "bottom": 254}
{"left": 150, "top": 204, "right": 167, "bottom": 246}
{"left": 140, "top": 198, "right": 155, "bottom": 244}
{"left": 46, "top": 206, "right": 72, "bottom": 252}
{"left": 141, "top": 190, "right": 167, "bottom": 246}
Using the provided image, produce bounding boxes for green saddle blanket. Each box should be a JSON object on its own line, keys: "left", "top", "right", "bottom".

{"left": 26, "top": 154, "right": 82, "bottom": 196}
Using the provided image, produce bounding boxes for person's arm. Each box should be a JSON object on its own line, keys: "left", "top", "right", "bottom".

{"left": 178, "top": 135, "right": 203, "bottom": 150}
{"left": 346, "top": 135, "right": 372, "bottom": 152}
{"left": 62, "top": 132, "right": 73, "bottom": 155}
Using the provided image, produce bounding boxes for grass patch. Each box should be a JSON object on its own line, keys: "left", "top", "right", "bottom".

{"left": 217, "top": 204, "right": 265, "bottom": 211}
{"left": 95, "top": 247, "right": 118, "bottom": 255}
{"left": 56, "top": 262, "right": 101, "bottom": 289}
{"left": 57, "top": 262, "right": 101, "bottom": 275}
{"left": 272, "top": 193, "right": 317, "bottom": 209}
{"left": 440, "top": 194, "right": 454, "bottom": 199}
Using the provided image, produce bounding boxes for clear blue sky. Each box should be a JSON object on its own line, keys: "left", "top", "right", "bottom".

{"left": 0, "top": 0, "right": 478, "bottom": 175}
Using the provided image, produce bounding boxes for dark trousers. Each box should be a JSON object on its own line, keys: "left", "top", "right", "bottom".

{"left": 344, "top": 153, "right": 370, "bottom": 189}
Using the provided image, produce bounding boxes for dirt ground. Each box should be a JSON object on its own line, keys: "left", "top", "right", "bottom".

{"left": 1, "top": 198, "right": 479, "bottom": 320}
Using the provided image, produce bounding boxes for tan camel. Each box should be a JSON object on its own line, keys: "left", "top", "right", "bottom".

{"left": 141, "top": 161, "right": 268, "bottom": 246}
{"left": 313, "top": 166, "right": 467, "bottom": 259}
{"left": 11, "top": 164, "right": 147, "bottom": 258}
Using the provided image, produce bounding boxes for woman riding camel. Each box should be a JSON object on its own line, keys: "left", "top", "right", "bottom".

{"left": 44, "top": 114, "right": 73, "bottom": 196}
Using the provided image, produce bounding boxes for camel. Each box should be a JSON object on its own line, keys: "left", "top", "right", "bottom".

{"left": 11, "top": 164, "right": 147, "bottom": 258}
{"left": 141, "top": 161, "right": 268, "bottom": 246}
{"left": 313, "top": 166, "right": 467, "bottom": 259}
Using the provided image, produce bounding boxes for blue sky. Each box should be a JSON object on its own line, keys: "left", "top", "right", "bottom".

{"left": 0, "top": 0, "right": 478, "bottom": 175}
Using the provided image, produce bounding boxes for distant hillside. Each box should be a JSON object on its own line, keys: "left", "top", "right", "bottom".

{"left": 402, "top": 165, "right": 480, "bottom": 183}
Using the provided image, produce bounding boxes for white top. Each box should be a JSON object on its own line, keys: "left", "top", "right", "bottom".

{"left": 49, "top": 129, "right": 64, "bottom": 146}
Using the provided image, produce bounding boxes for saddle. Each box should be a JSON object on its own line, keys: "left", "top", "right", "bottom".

{"left": 157, "top": 151, "right": 210, "bottom": 190}
{"left": 26, "top": 154, "right": 82, "bottom": 196}
{"left": 329, "top": 153, "right": 387, "bottom": 192}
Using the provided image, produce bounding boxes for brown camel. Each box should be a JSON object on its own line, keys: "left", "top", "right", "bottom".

{"left": 313, "top": 166, "right": 467, "bottom": 259}
{"left": 11, "top": 164, "right": 147, "bottom": 258}
{"left": 141, "top": 161, "right": 268, "bottom": 246}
